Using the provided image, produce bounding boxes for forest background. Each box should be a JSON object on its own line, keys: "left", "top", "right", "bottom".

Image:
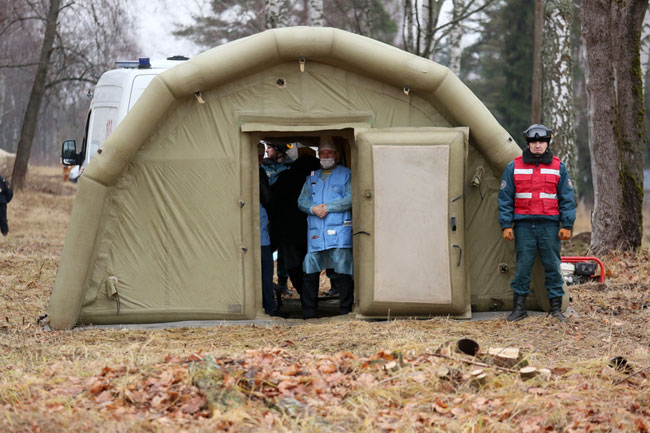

{"left": 0, "top": 0, "right": 649, "bottom": 251}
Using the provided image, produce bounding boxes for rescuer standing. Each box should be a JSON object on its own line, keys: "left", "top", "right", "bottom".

{"left": 498, "top": 124, "right": 576, "bottom": 322}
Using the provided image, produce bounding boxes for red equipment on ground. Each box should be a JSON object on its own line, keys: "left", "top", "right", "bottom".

{"left": 561, "top": 256, "right": 605, "bottom": 283}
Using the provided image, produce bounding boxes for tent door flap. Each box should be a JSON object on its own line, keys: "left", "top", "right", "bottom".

{"left": 354, "top": 127, "right": 470, "bottom": 317}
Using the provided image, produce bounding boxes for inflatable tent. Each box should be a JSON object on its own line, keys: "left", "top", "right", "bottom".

{"left": 47, "top": 27, "right": 564, "bottom": 330}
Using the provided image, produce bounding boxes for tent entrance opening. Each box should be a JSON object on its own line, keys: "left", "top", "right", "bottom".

{"left": 255, "top": 131, "right": 354, "bottom": 319}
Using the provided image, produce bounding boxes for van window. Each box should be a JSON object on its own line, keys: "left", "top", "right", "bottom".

{"left": 128, "top": 75, "right": 157, "bottom": 111}
{"left": 87, "top": 106, "right": 118, "bottom": 162}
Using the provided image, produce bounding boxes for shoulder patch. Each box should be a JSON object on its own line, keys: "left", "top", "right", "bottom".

{"left": 500, "top": 180, "right": 507, "bottom": 190}
{"left": 567, "top": 178, "right": 573, "bottom": 189}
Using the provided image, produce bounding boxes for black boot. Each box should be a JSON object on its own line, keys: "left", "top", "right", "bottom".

{"left": 507, "top": 295, "right": 528, "bottom": 322}
{"left": 301, "top": 273, "right": 320, "bottom": 319}
{"left": 331, "top": 274, "right": 354, "bottom": 315}
{"left": 548, "top": 297, "right": 567, "bottom": 323}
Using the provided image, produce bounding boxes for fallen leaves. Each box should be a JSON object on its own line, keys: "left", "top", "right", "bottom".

{"left": 15, "top": 345, "right": 625, "bottom": 433}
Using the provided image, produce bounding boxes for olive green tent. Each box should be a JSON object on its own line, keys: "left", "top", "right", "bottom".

{"left": 47, "top": 27, "right": 565, "bottom": 330}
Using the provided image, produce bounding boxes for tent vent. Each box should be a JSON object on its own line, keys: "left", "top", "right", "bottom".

{"left": 105, "top": 276, "right": 121, "bottom": 315}
{"left": 299, "top": 56, "right": 305, "bottom": 72}
{"left": 403, "top": 86, "right": 410, "bottom": 96}
{"left": 276, "top": 78, "right": 286, "bottom": 88}
{"left": 194, "top": 91, "right": 205, "bottom": 104}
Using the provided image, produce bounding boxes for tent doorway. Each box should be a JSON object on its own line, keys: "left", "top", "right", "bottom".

{"left": 253, "top": 130, "right": 355, "bottom": 319}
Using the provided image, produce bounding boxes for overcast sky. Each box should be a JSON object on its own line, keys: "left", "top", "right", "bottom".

{"left": 134, "top": 0, "right": 205, "bottom": 61}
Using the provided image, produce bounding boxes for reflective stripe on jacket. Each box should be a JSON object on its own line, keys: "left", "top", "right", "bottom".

{"left": 513, "top": 155, "right": 561, "bottom": 216}
{"left": 306, "top": 165, "right": 352, "bottom": 252}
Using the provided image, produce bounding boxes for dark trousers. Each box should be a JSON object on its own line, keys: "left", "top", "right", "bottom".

{"left": 261, "top": 245, "right": 278, "bottom": 315}
{"left": 512, "top": 221, "right": 564, "bottom": 298}
{"left": 301, "top": 272, "right": 354, "bottom": 319}
{"left": 287, "top": 266, "right": 303, "bottom": 295}
{"left": 0, "top": 203, "right": 7, "bottom": 235}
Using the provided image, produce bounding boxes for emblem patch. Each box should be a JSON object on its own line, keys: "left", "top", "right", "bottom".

{"left": 567, "top": 178, "right": 573, "bottom": 189}
{"left": 500, "top": 180, "right": 507, "bottom": 190}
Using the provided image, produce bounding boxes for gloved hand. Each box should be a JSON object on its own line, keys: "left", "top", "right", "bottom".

{"left": 503, "top": 228, "right": 514, "bottom": 241}
{"left": 558, "top": 228, "right": 572, "bottom": 240}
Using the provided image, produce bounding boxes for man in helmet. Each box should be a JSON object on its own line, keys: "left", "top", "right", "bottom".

{"left": 297, "top": 136, "right": 353, "bottom": 319}
{"left": 498, "top": 124, "right": 576, "bottom": 323}
{"left": 262, "top": 141, "right": 294, "bottom": 185}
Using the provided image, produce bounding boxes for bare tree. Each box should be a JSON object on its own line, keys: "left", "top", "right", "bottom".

{"left": 401, "top": 0, "right": 497, "bottom": 63}
{"left": 542, "top": 0, "right": 577, "bottom": 179}
{"left": 12, "top": 0, "right": 62, "bottom": 189}
{"left": 580, "top": 0, "right": 647, "bottom": 253}
{"left": 402, "top": 0, "right": 445, "bottom": 58}
{"left": 1, "top": 0, "right": 138, "bottom": 174}
{"left": 0, "top": 1, "right": 41, "bottom": 157}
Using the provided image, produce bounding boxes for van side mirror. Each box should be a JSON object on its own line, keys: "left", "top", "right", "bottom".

{"left": 61, "top": 140, "right": 79, "bottom": 166}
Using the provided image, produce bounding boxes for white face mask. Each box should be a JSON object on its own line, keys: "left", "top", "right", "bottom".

{"left": 320, "top": 158, "right": 336, "bottom": 169}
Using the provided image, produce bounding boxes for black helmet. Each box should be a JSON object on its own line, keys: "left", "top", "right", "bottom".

{"left": 268, "top": 142, "right": 294, "bottom": 154}
{"left": 523, "top": 124, "right": 553, "bottom": 142}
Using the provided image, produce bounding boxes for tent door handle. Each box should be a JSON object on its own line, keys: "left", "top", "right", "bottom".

{"left": 452, "top": 244, "right": 462, "bottom": 267}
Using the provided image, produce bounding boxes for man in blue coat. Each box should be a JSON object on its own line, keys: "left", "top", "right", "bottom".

{"left": 498, "top": 124, "right": 576, "bottom": 322}
{"left": 297, "top": 137, "right": 353, "bottom": 319}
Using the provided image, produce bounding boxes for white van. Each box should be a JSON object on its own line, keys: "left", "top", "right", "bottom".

{"left": 61, "top": 56, "right": 188, "bottom": 177}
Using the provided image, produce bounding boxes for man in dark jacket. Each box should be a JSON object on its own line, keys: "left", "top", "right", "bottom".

{"left": 270, "top": 153, "right": 321, "bottom": 298}
{"left": 498, "top": 124, "right": 576, "bottom": 323}
{"left": 0, "top": 174, "right": 13, "bottom": 236}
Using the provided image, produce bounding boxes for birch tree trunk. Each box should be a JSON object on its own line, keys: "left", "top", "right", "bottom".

{"left": 542, "top": 0, "right": 577, "bottom": 181}
{"left": 402, "top": 0, "right": 415, "bottom": 53}
{"left": 309, "top": 0, "right": 324, "bottom": 26}
{"left": 401, "top": 0, "right": 445, "bottom": 58}
{"left": 265, "top": 0, "right": 289, "bottom": 28}
{"left": 12, "top": 0, "right": 62, "bottom": 189}
{"left": 580, "top": 0, "right": 647, "bottom": 253}
{"left": 448, "top": 0, "right": 466, "bottom": 75}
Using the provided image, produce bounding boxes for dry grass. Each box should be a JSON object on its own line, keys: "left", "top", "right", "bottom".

{"left": 1, "top": 167, "right": 649, "bottom": 432}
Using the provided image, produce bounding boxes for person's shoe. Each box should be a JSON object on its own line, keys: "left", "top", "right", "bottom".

{"left": 548, "top": 297, "right": 567, "bottom": 323}
{"left": 323, "top": 289, "right": 339, "bottom": 297}
{"left": 269, "top": 310, "right": 289, "bottom": 318}
{"left": 507, "top": 295, "right": 529, "bottom": 322}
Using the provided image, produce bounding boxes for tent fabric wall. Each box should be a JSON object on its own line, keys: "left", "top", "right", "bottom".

{"left": 47, "top": 27, "right": 546, "bottom": 330}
